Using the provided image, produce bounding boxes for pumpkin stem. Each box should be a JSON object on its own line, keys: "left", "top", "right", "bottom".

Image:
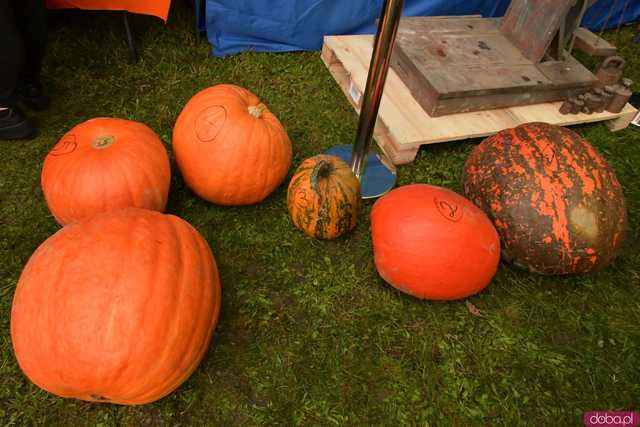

{"left": 248, "top": 103, "right": 266, "bottom": 119}
{"left": 92, "top": 135, "right": 115, "bottom": 149}
{"left": 311, "top": 160, "right": 334, "bottom": 192}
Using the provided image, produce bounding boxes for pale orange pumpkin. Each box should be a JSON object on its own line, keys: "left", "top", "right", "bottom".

{"left": 172, "top": 84, "right": 292, "bottom": 205}
{"left": 41, "top": 117, "right": 171, "bottom": 225}
{"left": 11, "top": 208, "right": 221, "bottom": 405}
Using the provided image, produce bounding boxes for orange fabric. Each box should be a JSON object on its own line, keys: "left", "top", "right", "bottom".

{"left": 46, "top": 0, "right": 171, "bottom": 22}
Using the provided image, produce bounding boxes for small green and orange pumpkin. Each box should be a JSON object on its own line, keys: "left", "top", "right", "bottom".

{"left": 287, "top": 155, "right": 361, "bottom": 239}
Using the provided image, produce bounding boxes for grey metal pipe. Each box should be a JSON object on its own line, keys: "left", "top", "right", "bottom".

{"left": 351, "top": 0, "right": 404, "bottom": 179}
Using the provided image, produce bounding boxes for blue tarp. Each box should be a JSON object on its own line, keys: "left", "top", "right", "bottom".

{"left": 205, "top": 0, "right": 640, "bottom": 57}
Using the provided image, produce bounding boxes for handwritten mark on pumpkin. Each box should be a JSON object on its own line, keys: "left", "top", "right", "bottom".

{"left": 195, "top": 105, "right": 227, "bottom": 143}
{"left": 49, "top": 134, "right": 77, "bottom": 156}
{"left": 434, "top": 197, "right": 463, "bottom": 222}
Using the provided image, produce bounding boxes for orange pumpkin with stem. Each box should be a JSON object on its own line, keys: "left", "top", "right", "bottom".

{"left": 11, "top": 208, "right": 221, "bottom": 405}
{"left": 41, "top": 117, "right": 171, "bottom": 225}
{"left": 287, "top": 154, "right": 361, "bottom": 239}
{"left": 172, "top": 84, "right": 292, "bottom": 205}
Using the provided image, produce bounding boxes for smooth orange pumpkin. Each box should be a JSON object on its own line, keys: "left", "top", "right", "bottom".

{"left": 371, "top": 184, "right": 500, "bottom": 300}
{"left": 11, "top": 208, "right": 221, "bottom": 405}
{"left": 41, "top": 117, "right": 171, "bottom": 225}
{"left": 172, "top": 84, "right": 292, "bottom": 205}
{"left": 287, "top": 154, "right": 361, "bottom": 239}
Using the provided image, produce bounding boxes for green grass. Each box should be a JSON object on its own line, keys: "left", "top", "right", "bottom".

{"left": 1, "top": 4, "right": 639, "bottom": 425}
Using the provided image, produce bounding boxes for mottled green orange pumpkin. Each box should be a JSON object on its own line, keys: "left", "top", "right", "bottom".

{"left": 462, "top": 122, "right": 627, "bottom": 275}
{"left": 287, "top": 155, "right": 361, "bottom": 239}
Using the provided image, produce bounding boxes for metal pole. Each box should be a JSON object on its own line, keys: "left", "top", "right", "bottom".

{"left": 351, "top": 0, "right": 404, "bottom": 179}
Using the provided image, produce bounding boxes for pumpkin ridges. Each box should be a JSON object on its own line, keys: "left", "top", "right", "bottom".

{"left": 250, "top": 115, "right": 271, "bottom": 203}
{"left": 130, "top": 217, "right": 203, "bottom": 404}
{"left": 119, "top": 133, "right": 170, "bottom": 210}
{"left": 11, "top": 235, "right": 58, "bottom": 392}
{"left": 313, "top": 177, "right": 330, "bottom": 238}
{"left": 100, "top": 229, "right": 135, "bottom": 401}
{"left": 108, "top": 214, "right": 176, "bottom": 402}
{"left": 112, "top": 152, "right": 141, "bottom": 213}
{"left": 268, "top": 117, "right": 292, "bottom": 190}
{"left": 83, "top": 215, "right": 144, "bottom": 400}
{"left": 159, "top": 218, "right": 209, "bottom": 402}
{"left": 333, "top": 177, "right": 357, "bottom": 234}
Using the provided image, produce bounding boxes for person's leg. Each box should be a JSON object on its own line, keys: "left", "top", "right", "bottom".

{"left": 14, "top": 0, "right": 50, "bottom": 111}
{"left": 0, "top": 0, "right": 35, "bottom": 139}
{"left": 0, "top": 0, "right": 25, "bottom": 109}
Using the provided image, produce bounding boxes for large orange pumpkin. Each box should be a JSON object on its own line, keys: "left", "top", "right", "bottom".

{"left": 172, "top": 84, "right": 292, "bottom": 205}
{"left": 11, "top": 208, "right": 221, "bottom": 405}
{"left": 371, "top": 184, "right": 500, "bottom": 300}
{"left": 41, "top": 117, "right": 171, "bottom": 225}
{"left": 287, "top": 155, "right": 361, "bottom": 239}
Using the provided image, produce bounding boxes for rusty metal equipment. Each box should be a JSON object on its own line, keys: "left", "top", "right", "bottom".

{"left": 608, "top": 78, "right": 633, "bottom": 113}
{"left": 559, "top": 99, "right": 573, "bottom": 115}
{"left": 602, "top": 85, "right": 616, "bottom": 109}
{"left": 595, "top": 56, "right": 626, "bottom": 87}
{"left": 584, "top": 92, "right": 604, "bottom": 113}
{"left": 571, "top": 98, "right": 585, "bottom": 114}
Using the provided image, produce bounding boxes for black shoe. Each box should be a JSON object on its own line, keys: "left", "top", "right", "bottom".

{"left": 16, "top": 82, "right": 50, "bottom": 111}
{"left": 0, "top": 108, "right": 36, "bottom": 140}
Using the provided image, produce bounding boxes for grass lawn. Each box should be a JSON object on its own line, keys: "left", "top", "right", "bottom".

{"left": 1, "top": 3, "right": 639, "bottom": 426}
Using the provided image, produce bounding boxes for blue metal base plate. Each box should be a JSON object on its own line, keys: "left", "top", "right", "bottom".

{"left": 326, "top": 144, "right": 397, "bottom": 199}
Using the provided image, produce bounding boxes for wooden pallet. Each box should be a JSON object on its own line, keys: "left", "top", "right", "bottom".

{"left": 321, "top": 35, "right": 638, "bottom": 165}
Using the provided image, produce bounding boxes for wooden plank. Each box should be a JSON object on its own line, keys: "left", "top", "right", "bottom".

{"left": 572, "top": 27, "right": 617, "bottom": 57}
{"left": 499, "top": 0, "right": 574, "bottom": 63}
{"left": 321, "top": 35, "right": 637, "bottom": 165}
{"left": 395, "top": 16, "right": 500, "bottom": 35}
{"left": 536, "top": 56, "right": 598, "bottom": 88}
{"left": 606, "top": 108, "right": 638, "bottom": 132}
{"left": 424, "top": 87, "right": 585, "bottom": 117}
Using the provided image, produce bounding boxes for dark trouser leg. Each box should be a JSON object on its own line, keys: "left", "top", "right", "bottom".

{"left": 0, "top": 1, "right": 25, "bottom": 108}
{"left": 14, "top": 0, "right": 47, "bottom": 86}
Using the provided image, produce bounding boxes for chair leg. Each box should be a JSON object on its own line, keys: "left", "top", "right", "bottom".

{"left": 195, "top": 0, "right": 206, "bottom": 37}
{"left": 122, "top": 11, "right": 138, "bottom": 62}
{"left": 195, "top": 0, "right": 200, "bottom": 34}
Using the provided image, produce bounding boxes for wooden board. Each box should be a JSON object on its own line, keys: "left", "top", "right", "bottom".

{"left": 499, "top": 0, "right": 574, "bottom": 63}
{"left": 572, "top": 27, "right": 617, "bottom": 57}
{"left": 321, "top": 35, "right": 638, "bottom": 165}
{"left": 391, "top": 16, "right": 597, "bottom": 116}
